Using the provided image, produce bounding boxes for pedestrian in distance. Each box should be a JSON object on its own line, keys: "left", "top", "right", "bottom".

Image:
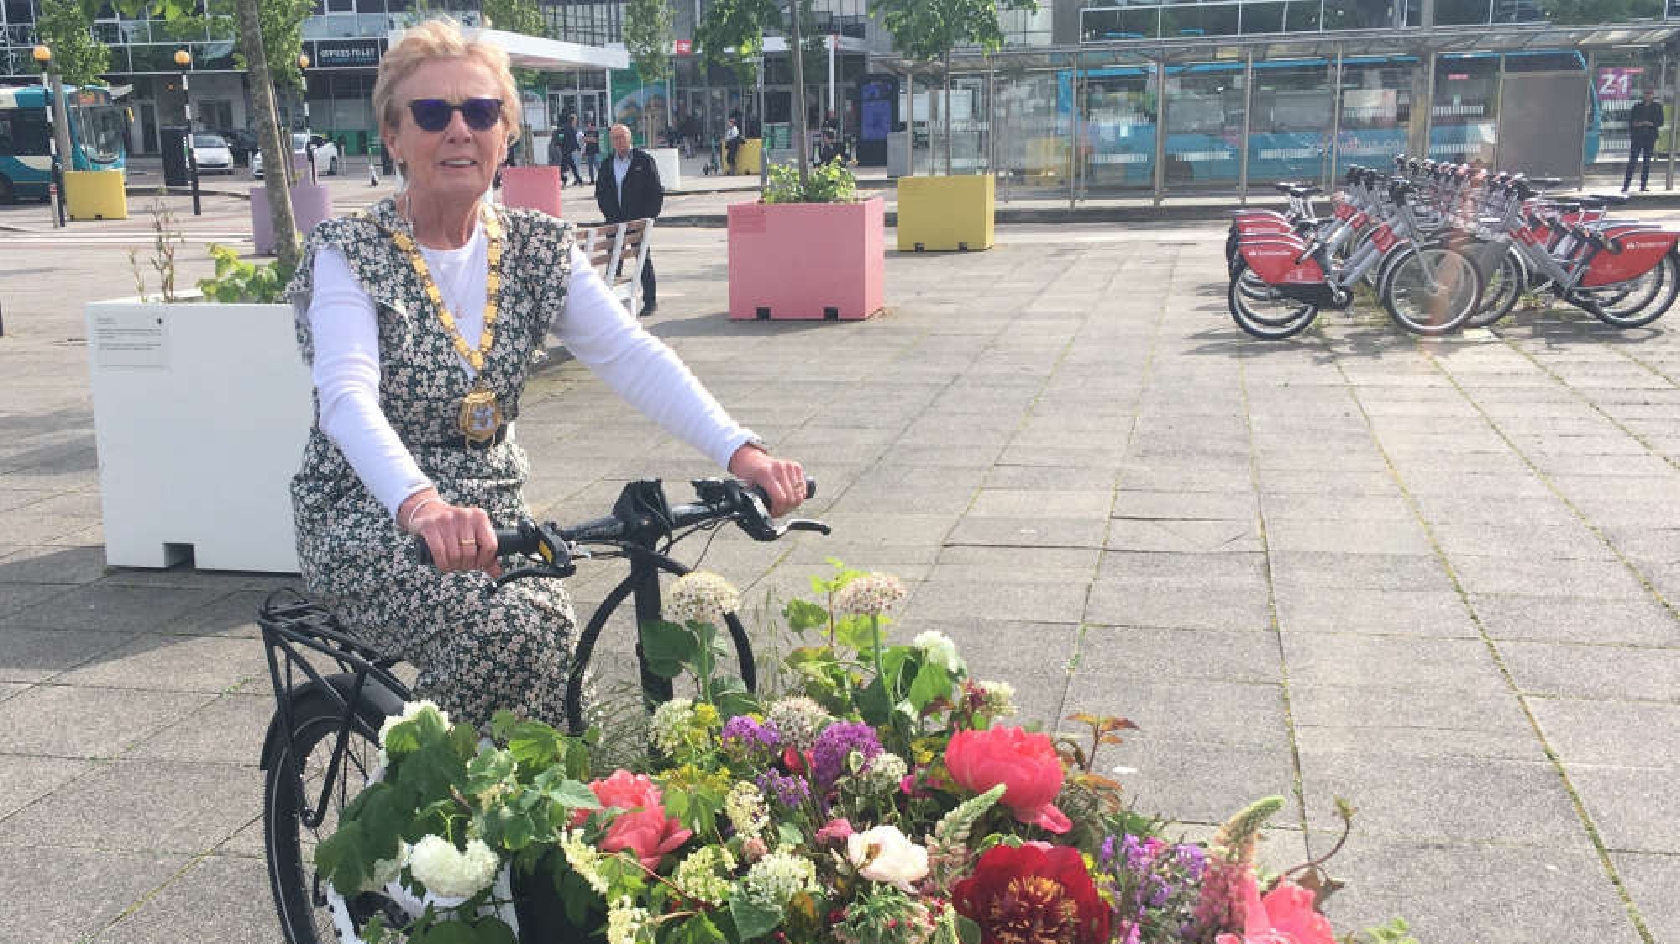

{"left": 581, "top": 121, "right": 600, "bottom": 183}
{"left": 816, "top": 128, "right": 850, "bottom": 167}
{"left": 285, "top": 18, "right": 804, "bottom": 730}
{"left": 1625, "top": 86, "right": 1666, "bottom": 193}
{"left": 596, "top": 122, "right": 664, "bottom": 317}
{"left": 556, "top": 112, "right": 585, "bottom": 186}
{"left": 723, "top": 116, "right": 742, "bottom": 174}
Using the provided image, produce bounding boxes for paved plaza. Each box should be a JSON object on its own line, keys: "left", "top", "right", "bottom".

{"left": 5, "top": 180, "right": 1680, "bottom": 943}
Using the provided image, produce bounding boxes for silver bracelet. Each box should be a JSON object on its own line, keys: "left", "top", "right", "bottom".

{"left": 401, "top": 497, "right": 440, "bottom": 533}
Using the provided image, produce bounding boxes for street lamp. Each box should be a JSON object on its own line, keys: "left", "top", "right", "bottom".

{"left": 298, "top": 53, "right": 316, "bottom": 183}
{"left": 175, "top": 48, "right": 201, "bottom": 216}
{"left": 31, "top": 44, "right": 64, "bottom": 228}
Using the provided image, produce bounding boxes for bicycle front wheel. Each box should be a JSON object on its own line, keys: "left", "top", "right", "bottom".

{"left": 264, "top": 684, "right": 407, "bottom": 944}
{"left": 1381, "top": 246, "right": 1483, "bottom": 335}
{"left": 1584, "top": 252, "right": 1680, "bottom": 328}
{"left": 1465, "top": 245, "right": 1526, "bottom": 329}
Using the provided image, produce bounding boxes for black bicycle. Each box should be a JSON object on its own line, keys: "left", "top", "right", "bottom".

{"left": 258, "top": 477, "right": 826, "bottom": 944}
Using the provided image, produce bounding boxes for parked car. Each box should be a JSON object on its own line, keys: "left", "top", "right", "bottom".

{"left": 252, "top": 133, "right": 341, "bottom": 179}
{"left": 215, "top": 128, "right": 258, "bottom": 166}
{"left": 189, "top": 133, "right": 235, "bottom": 174}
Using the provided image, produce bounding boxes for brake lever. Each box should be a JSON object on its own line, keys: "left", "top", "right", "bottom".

{"left": 785, "top": 519, "right": 832, "bottom": 535}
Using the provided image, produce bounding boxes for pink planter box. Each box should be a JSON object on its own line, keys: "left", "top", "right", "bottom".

{"left": 728, "top": 198, "right": 885, "bottom": 320}
{"left": 500, "top": 166, "right": 564, "bottom": 218}
{"left": 251, "top": 182, "right": 331, "bottom": 256}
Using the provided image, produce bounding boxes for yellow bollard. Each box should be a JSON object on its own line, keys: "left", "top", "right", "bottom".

{"left": 734, "top": 138, "right": 764, "bottom": 176}
{"left": 63, "top": 169, "right": 128, "bottom": 221}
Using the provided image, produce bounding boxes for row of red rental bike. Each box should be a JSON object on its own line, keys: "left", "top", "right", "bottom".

{"left": 1225, "top": 155, "right": 1680, "bottom": 339}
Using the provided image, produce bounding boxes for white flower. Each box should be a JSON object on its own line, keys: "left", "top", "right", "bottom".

{"left": 846, "top": 824, "right": 930, "bottom": 892}
{"left": 649, "top": 697, "right": 696, "bottom": 755}
{"left": 912, "top": 631, "right": 964, "bottom": 674}
{"left": 360, "top": 842, "right": 409, "bottom": 892}
{"left": 407, "top": 835, "right": 500, "bottom": 900}
{"left": 978, "top": 679, "right": 1018, "bottom": 717}
{"left": 743, "top": 850, "right": 818, "bottom": 907}
{"left": 832, "top": 573, "right": 907, "bottom": 617}
{"left": 607, "top": 896, "right": 653, "bottom": 944}
{"left": 674, "top": 846, "right": 737, "bottom": 905}
{"left": 378, "top": 699, "right": 450, "bottom": 747}
{"left": 724, "top": 781, "right": 770, "bottom": 839}
{"left": 666, "top": 571, "right": 740, "bottom": 627}
{"left": 766, "top": 696, "right": 832, "bottom": 750}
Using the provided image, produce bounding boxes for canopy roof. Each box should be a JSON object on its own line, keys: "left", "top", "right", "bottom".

{"left": 873, "top": 20, "right": 1680, "bottom": 72}
{"left": 386, "top": 27, "right": 629, "bottom": 72}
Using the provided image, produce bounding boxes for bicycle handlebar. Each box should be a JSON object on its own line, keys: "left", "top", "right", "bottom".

{"left": 413, "top": 477, "right": 823, "bottom": 566}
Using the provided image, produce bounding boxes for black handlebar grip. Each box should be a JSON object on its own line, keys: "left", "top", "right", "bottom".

{"left": 413, "top": 526, "right": 533, "bottom": 565}
{"left": 748, "top": 477, "right": 817, "bottom": 510}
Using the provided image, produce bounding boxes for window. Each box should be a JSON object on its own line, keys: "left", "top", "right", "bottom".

{"left": 0, "top": 107, "right": 51, "bottom": 156}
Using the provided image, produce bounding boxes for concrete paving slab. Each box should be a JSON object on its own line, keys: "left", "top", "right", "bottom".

{"left": 1267, "top": 551, "right": 1456, "bottom": 593}
{"left": 0, "top": 685, "right": 214, "bottom": 757}
{"left": 0, "top": 545, "right": 111, "bottom": 585}
{"left": 1273, "top": 588, "right": 1477, "bottom": 637}
{"left": 90, "top": 854, "right": 284, "bottom": 944}
{"left": 1568, "top": 765, "right": 1680, "bottom": 854}
{"left": 1072, "top": 624, "right": 1281, "bottom": 683}
{"left": 0, "top": 845, "right": 190, "bottom": 944}
{"left": 0, "top": 626, "right": 141, "bottom": 683}
{"left": 51, "top": 633, "right": 271, "bottom": 694}
{"left": 1065, "top": 676, "right": 1288, "bottom": 750}
{"left": 0, "top": 759, "right": 260, "bottom": 854}
{"left": 126, "top": 694, "right": 274, "bottom": 765}
{"left": 1468, "top": 594, "right": 1680, "bottom": 645}
{"left": 0, "top": 583, "right": 228, "bottom": 633}
{"left": 1501, "top": 640, "right": 1680, "bottom": 701}
{"left": 1099, "top": 738, "right": 1297, "bottom": 827}
{"left": 1280, "top": 634, "right": 1510, "bottom": 694}
{"left": 0, "top": 754, "right": 95, "bottom": 818}
{"left": 1104, "top": 518, "right": 1263, "bottom": 554}
{"left": 1611, "top": 852, "right": 1680, "bottom": 944}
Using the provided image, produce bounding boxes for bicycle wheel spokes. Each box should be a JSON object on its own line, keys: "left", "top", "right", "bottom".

{"left": 1384, "top": 247, "right": 1482, "bottom": 335}
{"left": 1584, "top": 252, "right": 1680, "bottom": 328}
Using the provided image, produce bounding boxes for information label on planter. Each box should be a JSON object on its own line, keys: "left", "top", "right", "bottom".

{"left": 91, "top": 307, "right": 169, "bottom": 368}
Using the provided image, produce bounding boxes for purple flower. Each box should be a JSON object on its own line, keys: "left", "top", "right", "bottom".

{"left": 720, "top": 716, "right": 782, "bottom": 756}
{"left": 756, "top": 770, "right": 811, "bottom": 809}
{"left": 810, "top": 721, "right": 882, "bottom": 787}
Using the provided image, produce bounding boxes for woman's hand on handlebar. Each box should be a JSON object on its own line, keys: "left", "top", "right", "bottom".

{"left": 399, "top": 488, "right": 502, "bottom": 575}
{"left": 727, "top": 443, "right": 807, "bottom": 517}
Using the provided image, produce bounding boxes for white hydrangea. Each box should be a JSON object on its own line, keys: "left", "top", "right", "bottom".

{"left": 743, "top": 850, "right": 818, "bottom": 907}
{"left": 650, "top": 697, "right": 696, "bottom": 755}
{"left": 666, "top": 571, "right": 740, "bottom": 627}
{"left": 378, "top": 699, "right": 450, "bottom": 747}
{"left": 832, "top": 573, "right": 907, "bottom": 617}
{"left": 407, "top": 835, "right": 499, "bottom": 899}
{"left": 360, "top": 842, "right": 410, "bottom": 892}
{"left": 724, "top": 781, "right": 770, "bottom": 839}
{"left": 560, "top": 829, "right": 610, "bottom": 895}
{"left": 912, "top": 631, "right": 965, "bottom": 674}
{"left": 607, "top": 896, "right": 653, "bottom": 944}
{"left": 674, "top": 846, "right": 737, "bottom": 905}
{"left": 978, "top": 679, "right": 1018, "bottom": 717}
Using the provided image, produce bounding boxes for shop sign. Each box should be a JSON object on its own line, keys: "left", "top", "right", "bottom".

{"left": 314, "top": 39, "right": 384, "bottom": 69}
{"left": 673, "top": 39, "right": 692, "bottom": 55}
{"left": 1598, "top": 66, "right": 1646, "bottom": 101}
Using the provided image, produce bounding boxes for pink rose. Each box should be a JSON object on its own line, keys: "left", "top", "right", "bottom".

{"left": 572, "top": 769, "right": 663, "bottom": 826}
{"left": 1214, "top": 880, "right": 1336, "bottom": 944}
{"left": 944, "top": 727, "right": 1071, "bottom": 833}
{"left": 816, "top": 818, "right": 855, "bottom": 844}
{"left": 602, "top": 808, "right": 693, "bottom": 870}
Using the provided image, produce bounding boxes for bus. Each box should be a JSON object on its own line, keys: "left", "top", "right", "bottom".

{"left": 1051, "top": 51, "right": 1599, "bottom": 191}
{"left": 0, "top": 84, "right": 127, "bottom": 203}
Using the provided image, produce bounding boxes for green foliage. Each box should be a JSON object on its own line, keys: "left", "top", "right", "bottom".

{"left": 872, "top": 0, "right": 1035, "bottom": 64}
{"left": 1541, "top": 0, "right": 1662, "bottom": 21}
{"left": 762, "top": 159, "right": 857, "bottom": 204}
{"left": 481, "top": 0, "right": 545, "bottom": 35}
{"left": 623, "top": 0, "right": 674, "bottom": 87}
{"left": 1349, "top": 918, "right": 1421, "bottom": 944}
{"left": 33, "top": 0, "right": 111, "bottom": 86}
{"left": 196, "top": 243, "right": 296, "bottom": 304}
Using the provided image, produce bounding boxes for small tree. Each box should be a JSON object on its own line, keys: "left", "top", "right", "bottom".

{"left": 698, "top": 0, "right": 817, "bottom": 190}
{"left": 873, "top": 0, "right": 1037, "bottom": 175}
{"left": 624, "top": 0, "right": 674, "bottom": 145}
{"left": 481, "top": 0, "right": 546, "bottom": 162}
{"left": 33, "top": 0, "right": 111, "bottom": 87}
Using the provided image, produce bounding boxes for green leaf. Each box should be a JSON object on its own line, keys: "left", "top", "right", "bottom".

{"left": 313, "top": 819, "right": 369, "bottom": 894}
{"left": 782, "top": 598, "right": 829, "bottom": 634}
{"left": 856, "top": 675, "right": 892, "bottom": 727}
{"left": 474, "top": 916, "right": 519, "bottom": 944}
{"left": 412, "top": 919, "right": 478, "bottom": 944}
{"left": 467, "top": 749, "right": 516, "bottom": 794}
{"left": 777, "top": 822, "right": 804, "bottom": 849}
{"left": 907, "top": 660, "right": 953, "bottom": 713}
{"left": 955, "top": 915, "right": 982, "bottom": 944}
{"left": 730, "top": 891, "right": 784, "bottom": 941}
{"left": 541, "top": 775, "right": 602, "bottom": 811}
{"left": 640, "top": 619, "right": 700, "bottom": 679}
{"left": 834, "top": 614, "right": 885, "bottom": 653}
{"left": 673, "top": 913, "right": 728, "bottom": 944}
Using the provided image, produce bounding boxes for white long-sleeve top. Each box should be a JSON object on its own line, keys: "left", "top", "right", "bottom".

{"left": 307, "top": 219, "right": 758, "bottom": 518}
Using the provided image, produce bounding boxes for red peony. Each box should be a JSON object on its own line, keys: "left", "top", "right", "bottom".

{"left": 952, "top": 842, "right": 1110, "bottom": 944}
{"left": 601, "top": 807, "right": 693, "bottom": 870}
{"left": 572, "top": 769, "right": 663, "bottom": 826}
{"left": 945, "top": 727, "right": 1071, "bottom": 833}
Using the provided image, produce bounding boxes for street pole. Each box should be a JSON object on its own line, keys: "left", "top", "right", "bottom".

{"left": 827, "top": 33, "right": 836, "bottom": 124}
{"left": 757, "top": 36, "right": 767, "bottom": 191}
{"left": 176, "top": 49, "right": 202, "bottom": 216}
{"left": 31, "top": 46, "right": 64, "bottom": 228}
{"left": 788, "top": 0, "right": 809, "bottom": 187}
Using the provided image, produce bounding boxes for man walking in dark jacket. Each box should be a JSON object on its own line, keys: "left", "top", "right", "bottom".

{"left": 596, "top": 123, "right": 665, "bottom": 317}
{"left": 551, "top": 113, "right": 584, "bottom": 186}
{"left": 1625, "top": 87, "right": 1666, "bottom": 193}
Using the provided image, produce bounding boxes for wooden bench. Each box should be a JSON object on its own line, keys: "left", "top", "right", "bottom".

{"left": 574, "top": 218, "right": 654, "bottom": 314}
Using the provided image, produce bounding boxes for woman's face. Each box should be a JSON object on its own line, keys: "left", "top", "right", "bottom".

{"left": 383, "top": 57, "right": 508, "bottom": 204}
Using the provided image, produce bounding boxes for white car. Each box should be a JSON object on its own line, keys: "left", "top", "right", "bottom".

{"left": 189, "top": 132, "right": 235, "bottom": 174}
{"left": 252, "top": 133, "right": 341, "bottom": 179}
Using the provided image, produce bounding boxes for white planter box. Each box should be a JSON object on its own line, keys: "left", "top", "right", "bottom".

{"left": 649, "top": 146, "right": 681, "bottom": 189}
{"left": 85, "top": 297, "right": 313, "bottom": 572}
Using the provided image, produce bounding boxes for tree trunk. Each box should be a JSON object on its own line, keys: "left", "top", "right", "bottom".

{"left": 788, "top": 0, "right": 808, "bottom": 188}
{"left": 906, "top": 69, "right": 915, "bottom": 177}
{"left": 237, "top": 0, "right": 300, "bottom": 270}
{"left": 943, "top": 50, "right": 953, "bottom": 175}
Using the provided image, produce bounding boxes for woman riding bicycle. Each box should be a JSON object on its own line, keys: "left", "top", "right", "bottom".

{"left": 285, "top": 18, "right": 806, "bottom": 732}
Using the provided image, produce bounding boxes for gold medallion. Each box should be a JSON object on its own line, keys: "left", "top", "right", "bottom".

{"left": 458, "top": 384, "right": 503, "bottom": 443}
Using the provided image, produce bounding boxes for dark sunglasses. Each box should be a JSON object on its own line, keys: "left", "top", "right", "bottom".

{"left": 407, "top": 98, "right": 504, "bottom": 133}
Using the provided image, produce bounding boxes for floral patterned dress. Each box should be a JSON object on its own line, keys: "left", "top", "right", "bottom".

{"left": 286, "top": 197, "right": 576, "bottom": 729}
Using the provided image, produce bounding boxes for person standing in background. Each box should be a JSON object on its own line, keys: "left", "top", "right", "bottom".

{"left": 582, "top": 120, "right": 601, "bottom": 183}
{"left": 596, "top": 123, "right": 664, "bottom": 317}
{"left": 1625, "top": 87, "right": 1666, "bottom": 193}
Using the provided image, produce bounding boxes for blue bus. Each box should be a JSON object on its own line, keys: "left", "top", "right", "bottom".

{"left": 0, "top": 84, "right": 127, "bottom": 203}
{"left": 1057, "top": 51, "right": 1598, "bottom": 189}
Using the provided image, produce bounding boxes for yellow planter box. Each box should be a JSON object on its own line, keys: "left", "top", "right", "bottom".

{"left": 64, "top": 170, "right": 128, "bottom": 221}
{"left": 732, "top": 138, "right": 764, "bottom": 175}
{"left": 896, "top": 174, "right": 995, "bottom": 252}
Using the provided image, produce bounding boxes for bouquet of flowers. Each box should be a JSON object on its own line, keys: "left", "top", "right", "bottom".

{"left": 314, "top": 565, "right": 1415, "bottom": 944}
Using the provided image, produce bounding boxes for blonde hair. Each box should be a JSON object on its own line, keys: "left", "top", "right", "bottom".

{"left": 373, "top": 18, "right": 520, "bottom": 143}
